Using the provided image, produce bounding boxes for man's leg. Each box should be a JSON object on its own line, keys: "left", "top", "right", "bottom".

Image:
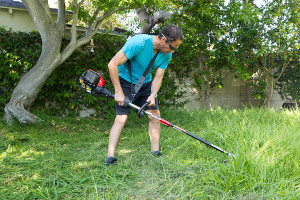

{"left": 107, "top": 115, "right": 128, "bottom": 157}
{"left": 148, "top": 109, "right": 161, "bottom": 152}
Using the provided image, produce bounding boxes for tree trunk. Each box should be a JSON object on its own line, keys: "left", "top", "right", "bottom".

{"left": 263, "top": 69, "right": 272, "bottom": 108}
{"left": 136, "top": 9, "right": 172, "bottom": 34}
{"left": 267, "top": 80, "right": 274, "bottom": 108}
{"left": 5, "top": 36, "right": 62, "bottom": 124}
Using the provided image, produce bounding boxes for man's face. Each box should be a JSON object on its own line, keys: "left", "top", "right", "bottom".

{"left": 160, "top": 36, "right": 182, "bottom": 55}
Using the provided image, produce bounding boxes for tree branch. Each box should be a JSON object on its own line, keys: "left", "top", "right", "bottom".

{"left": 136, "top": 8, "right": 172, "bottom": 33}
{"left": 57, "top": 0, "right": 65, "bottom": 32}
{"left": 275, "top": 59, "right": 291, "bottom": 82}
{"left": 39, "top": 0, "right": 53, "bottom": 24}
{"left": 85, "top": 5, "right": 130, "bottom": 38}
{"left": 70, "top": 0, "right": 81, "bottom": 44}
{"left": 61, "top": 2, "right": 130, "bottom": 64}
{"left": 22, "top": 0, "right": 54, "bottom": 36}
{"left": 87, "top": 0, "right": 117, "bottom": 31}
{"left": 94, "top": 7, "right": 122, "bottom": 29}
{"left": 87, "top": 7, "right": 100, "bottom": 30}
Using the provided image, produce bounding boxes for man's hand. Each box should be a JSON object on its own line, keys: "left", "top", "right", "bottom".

{"left": 147, "top": 92, "right": 156, "bottom": 106}
{"left": 115, "top": 91, "right": 125, "bottom": 106}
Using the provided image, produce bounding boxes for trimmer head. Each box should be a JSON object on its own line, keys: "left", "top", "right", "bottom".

{"left": 227, "top": 152, "right": 236, "bottom": 159}
{"left": 222, "top": 152, "right": 237, "bottom": 163}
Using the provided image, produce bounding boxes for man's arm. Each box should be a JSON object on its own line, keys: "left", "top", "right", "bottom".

{"left": 147, "top": 67, "right": 165, "bottom": 106}
{"left": 108, "top": 49, "right": 128, "bottom": 106}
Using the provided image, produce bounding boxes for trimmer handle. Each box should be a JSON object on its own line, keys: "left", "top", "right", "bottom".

{"left": 92, "top": 86, "right": 114, "bottom": 98}
{"left": 124, "top": 97, "right": 131, "bottom": 107}
{"left": 92, "top": 86, "right": 131, "bottom": 107}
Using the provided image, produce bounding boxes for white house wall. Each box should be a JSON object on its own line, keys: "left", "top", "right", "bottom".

{"left": 0, "top": 8, "right": 37, "bottom": 32}
{"left": 180, "top": 71, "right": 285, "bottom": 109}
{"left": 0, "top": 7, "right": 63, "bottom": 33}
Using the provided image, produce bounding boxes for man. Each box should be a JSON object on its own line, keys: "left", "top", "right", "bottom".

{"left": 105, "top": 24, "right": 183, "bottom": 165}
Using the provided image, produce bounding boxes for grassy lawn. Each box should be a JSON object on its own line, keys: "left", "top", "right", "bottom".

{"left": 0, "top": 108, "right": 299, "bottom": 199}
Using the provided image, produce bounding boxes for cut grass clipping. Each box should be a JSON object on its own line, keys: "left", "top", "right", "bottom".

{"left": 0, "top": 107, "right": 299, "bottom": 199}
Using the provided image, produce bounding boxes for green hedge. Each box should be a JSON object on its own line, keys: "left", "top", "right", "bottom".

{"left": 0, "top": 28, "right": 41, "bottom": 111}
{"left": 0, "top": 28, "right": 185, "bottom": 116}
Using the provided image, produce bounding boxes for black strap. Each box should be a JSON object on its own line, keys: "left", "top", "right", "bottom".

{"left": 127, "top": 51, "right": 160, "bottom": 98}
{"left": 127, "top": 60, "right": 135, "bottom": 96}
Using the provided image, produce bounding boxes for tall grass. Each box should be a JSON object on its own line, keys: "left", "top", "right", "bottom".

{"left": 0, "top": 107, "right": 299, "bottom": 199}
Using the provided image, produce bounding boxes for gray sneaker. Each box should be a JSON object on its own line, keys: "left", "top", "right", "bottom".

{"left": 105, "top": 156, "right": 117, "bottom": 165}
{"left": 151, "top": 151, "right": 162, "bottom": 157}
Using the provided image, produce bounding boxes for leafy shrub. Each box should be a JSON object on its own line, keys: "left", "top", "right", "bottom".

{"left": 0, "top": 28, "right": 41, "bottom": 111}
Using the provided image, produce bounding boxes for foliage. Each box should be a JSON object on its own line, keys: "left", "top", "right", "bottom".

{"left": 159, "top": 0, "right": 299, "bottom": 106}
{"left": 0, "top": 27, "right": 41, "bottom": 111}
{"left": 0, "top": 28, "right": 184, "bottom": 115}
{"left": 245, "top": 0, "right": 299, "bottom": 103}
{"left": 217, "top": 0, "right": 299, "bottom": 104}
{"left": 275, "top": 52, "right": 300, "bottom": 101}
{"left": 0, "top": 108, "right": 299, "bottom": 199}
{"left": 150, "top": 0, "right": 227, "bottom": 104}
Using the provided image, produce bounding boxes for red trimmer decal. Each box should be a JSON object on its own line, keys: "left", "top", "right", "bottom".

{"left": 160, "top": 118, "right": 170, "bottom": 127}
{"left": 98, "top": 77, "right": 105, "bottom": 87}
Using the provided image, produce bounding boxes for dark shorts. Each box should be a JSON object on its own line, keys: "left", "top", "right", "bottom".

{"left": 115, "top": 78, "right": 159, "bottom": 115}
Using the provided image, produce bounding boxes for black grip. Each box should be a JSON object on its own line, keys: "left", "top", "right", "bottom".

{"left": 92, "top": 86, "right": 114, "bottom": 98}
{"left": 124, "top": 97, "right": 131, "bottom": 107}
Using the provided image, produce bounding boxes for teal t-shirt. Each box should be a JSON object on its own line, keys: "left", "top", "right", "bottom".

{"left": 119, "top": 34, "right": 172, "bottom": 84}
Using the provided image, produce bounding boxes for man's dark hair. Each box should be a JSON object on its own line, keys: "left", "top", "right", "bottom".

{"left": 158, "top": 24, "right": 183, "bottom": 42}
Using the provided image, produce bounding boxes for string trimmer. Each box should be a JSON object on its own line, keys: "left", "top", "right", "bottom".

{"left": 78, "top": 69, "right": 236, "bottom": 161}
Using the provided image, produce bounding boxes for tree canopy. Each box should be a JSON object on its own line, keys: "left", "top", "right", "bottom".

{"left": 163, "top": 0, "right": 299, "bottom": 105}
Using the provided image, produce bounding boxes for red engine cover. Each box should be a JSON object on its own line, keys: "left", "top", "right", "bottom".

{"left": 87, "top": 69, "right": 106, "bottom": 87}
{"left": 98, "top": 77, "right": 106, "bottom": 87}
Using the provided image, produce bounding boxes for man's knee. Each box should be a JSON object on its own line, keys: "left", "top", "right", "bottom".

{"left": 114, "top": 115, "right": 128, "bottom": 126}
{"left": 148, "top": 109, "right": 160, "bottom": 120}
